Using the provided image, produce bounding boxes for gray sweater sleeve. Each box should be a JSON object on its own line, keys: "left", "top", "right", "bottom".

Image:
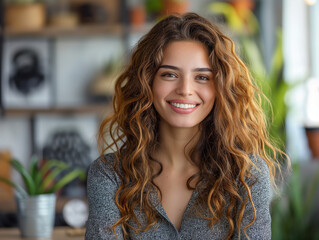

{"left": 85, "top": 157, "right": 124, "bottom": 240}
{"left": 234, "top": 156, "right": 272, "bottom": 240}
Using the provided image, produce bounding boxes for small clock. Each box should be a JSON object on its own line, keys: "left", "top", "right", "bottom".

{"left": 62, "top": 199, "right": 89, "bottom": 228}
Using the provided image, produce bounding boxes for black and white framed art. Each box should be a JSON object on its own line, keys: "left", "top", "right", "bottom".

{"left": 1, "top": 38, "right": 53, "bottom": 108}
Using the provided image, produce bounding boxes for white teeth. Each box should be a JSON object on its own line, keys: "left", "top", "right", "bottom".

{"left": 170, "top": 102, "right": 196, "bottom": 109}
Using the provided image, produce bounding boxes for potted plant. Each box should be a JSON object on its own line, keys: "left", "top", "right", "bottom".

{"left": 271, "top": 162, "right": 319, "bottom": 239}
{"left": 5, "top": 0, "right": 46, "bottom": 31}
{"left": 0, "top": 156, "right": 86, "bottom": 238}
{"left": 304, "top": 78, "right": 319, "bottom": 160}
{"left": 162, "top": 0, "right": 189, "bottom": 16}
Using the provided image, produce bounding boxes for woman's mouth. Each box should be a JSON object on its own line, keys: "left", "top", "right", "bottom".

{"left": 169, "top": 102, "right": 197, "bottom": 109}
{"left": 167, "top": 101, "right": 199, "bottom": 114}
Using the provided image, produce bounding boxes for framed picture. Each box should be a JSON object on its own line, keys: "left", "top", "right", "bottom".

{"left": 1, "top": 38, "right": 53, "bottom": 108}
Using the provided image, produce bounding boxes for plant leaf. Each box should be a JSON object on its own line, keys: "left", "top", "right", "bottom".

{"left": 0, "top": 176, "right": 28, "bottom": 198}
{"left": 289, "top": 164, "right": 303, "bottom": 221}
{"left": 208, "top": 2, "right": 243, "bottom": 32}
{"left": 268, "top": 30, "right": 283, "bottom": 91}
{"left": 304, "top": 167, "right": 319, "bottom": 214}
{"left": 240, "top": 37, "right": 266, "bottom": 79}
{"left": 38, "top": 165, "right": 70, "bottom": 193}
{"left": 10, "top": 159, "right": 36, "bottom": 195}
{"left": 45, "top": 169, "right": 86, "bottom": 193}
{"left": 29, "top": 155, "right": 39, "bottom": 183}
{"left": 34, "top": 159, "right": 68, "bottom": 188}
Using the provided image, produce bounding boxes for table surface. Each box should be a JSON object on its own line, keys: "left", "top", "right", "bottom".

{"left": 0, "top": 227, "right": 85, "bottom": 240}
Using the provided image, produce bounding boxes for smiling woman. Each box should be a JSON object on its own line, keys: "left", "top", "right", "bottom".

{"left": 152, "top": 41, "right": 216, "bottom": 129}
{"left": 85, "top": 13, "right": 286, "bottom": 240}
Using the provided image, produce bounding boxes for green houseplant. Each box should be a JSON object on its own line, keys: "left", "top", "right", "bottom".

{"left": 271, "top": 163, "right": 319, "bottom": 239}
{"left": 208, "top": 2, "right": 290, "bottom": 153}
{"left": 0, "top": 156, "right": 86, "bottom": 238}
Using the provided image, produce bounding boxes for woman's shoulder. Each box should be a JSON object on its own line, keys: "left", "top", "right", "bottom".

{"left": 88, "top": 152, "right": 122, "bottom": 186}
{"left": 242, "top": 154, "right": 271, "bottom": 198}
{"left": 248, "top": 154, "right": 271, "bottom": 183}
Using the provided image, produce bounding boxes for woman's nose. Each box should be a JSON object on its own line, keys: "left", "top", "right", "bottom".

{"left": 175, "top": 76, "right": 193, "bottom": 96}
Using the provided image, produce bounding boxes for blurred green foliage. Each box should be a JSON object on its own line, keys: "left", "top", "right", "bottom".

{"left": 271, "top": 163, "right": 319, "bottom": 240}
{"left": 0, "top": 156, "right": 86, "bottom": 198}
{"left": 208, "top": 3, "right": 319, "bottom": 239}
{"left": 208, "top": 2, "right": 289, "bottom": 152}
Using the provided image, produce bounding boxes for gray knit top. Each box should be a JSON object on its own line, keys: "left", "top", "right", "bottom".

{"left": 85, "top": 153, "right": 271, "bottom": 240}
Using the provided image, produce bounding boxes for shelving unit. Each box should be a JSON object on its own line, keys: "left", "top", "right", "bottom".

{"left": 4, "top": 103, "right": 113, "bottom": 116}
{"left": 0, "top": 0, "right": 5, "bottom": 117}
{"left": 0, "top": 0, "right": 131, "bottom": 155}
{"left": 3, "top": 24, "right": 125, "bottom": 38}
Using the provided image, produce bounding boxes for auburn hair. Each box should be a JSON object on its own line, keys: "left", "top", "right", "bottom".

{"left": 98, "top": 13, "right": 283, "bottom": 239}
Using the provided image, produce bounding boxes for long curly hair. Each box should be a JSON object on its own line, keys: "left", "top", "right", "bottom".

{"left": 98, "top": 13, "right": 283, "bottom": 239}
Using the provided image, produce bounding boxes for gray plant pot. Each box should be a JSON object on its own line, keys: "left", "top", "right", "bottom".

{"left": 16, "top": 193, "right": 56, "bottom": 238}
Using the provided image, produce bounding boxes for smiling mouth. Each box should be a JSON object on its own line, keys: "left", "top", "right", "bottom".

{"left": 168, "top": 102, "right": 198, "bottom": 109}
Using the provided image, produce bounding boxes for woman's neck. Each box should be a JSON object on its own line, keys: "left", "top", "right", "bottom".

{"left": 154, "top": 121, "right": 200, "bottom": 171}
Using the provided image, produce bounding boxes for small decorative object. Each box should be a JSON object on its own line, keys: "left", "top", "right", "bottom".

{"left": 5, "top": 0, "right": 46, "bottom": 31}
{"left": 43, "top": 130, "right": 91, "bottom": 170}
{"left": 2, "top": 39, "right": 52, "bottom": 108}
{"left": 49, "top": 13, "right": 79, "bottom": 29}
{"left": 0, "top": 156, "right": 86, "bottom": 238}
{"left": 130, "top": 4, "right": 146, "bottom": 27}
{"left": 47, "top": 0, "right": 79, "bottom": 29}
{"left": 89, "top": 58, "right": 121, "bottom": 102}
{"left": 162, "top": 0, "right": 189, "bottom": 16}
{"left": 76, "top": 2, "right": 108, "bottom": 24}
{"left": 304, "top": 78, "right": 319, "bottom": 160}
{"left": 43, "top": 130, "right": 90, "bottom": 197}
{"left": 231, "top": 0, "right": 255, "bottom": 11}
{"left": 62, "top": 199, "right": 88, "bottom": 228}
{"left": 0, "top": 151, "right": 13, "bottom": 201}
{"left": 230, "top": 0, "right": 255, "bottom": 23}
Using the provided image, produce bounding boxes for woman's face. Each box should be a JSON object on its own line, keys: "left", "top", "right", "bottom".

{"left": 152, "top": 40, "right": 216, "bottom": 129}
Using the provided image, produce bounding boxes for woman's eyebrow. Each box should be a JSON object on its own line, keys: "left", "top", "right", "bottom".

{"left": 158, "top": 65, "right": 212, "bottom": 73}
{"left": 193, "top": 67, "right": 213, "bottom": 72}
{"left": 158, "top": 65, "right": 180, "bottom": 70}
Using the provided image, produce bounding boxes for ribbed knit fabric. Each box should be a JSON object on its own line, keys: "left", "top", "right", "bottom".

{"left": 85, "top": 153, "right": 271, "bottom": 240}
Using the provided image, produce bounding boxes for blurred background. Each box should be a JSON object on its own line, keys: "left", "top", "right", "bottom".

{"left": 0, "top": 0, "right": 319, "bottom": 238}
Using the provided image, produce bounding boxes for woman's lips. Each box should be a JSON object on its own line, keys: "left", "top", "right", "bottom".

{"left": 167, "top": 100, "right": 199, "bottom": 114}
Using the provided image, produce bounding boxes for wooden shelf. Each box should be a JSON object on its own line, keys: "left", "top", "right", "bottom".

{"left": 1, "top": 23, "right": 154, "bottom": 38}
{"left": 2, "top": 103, "right": 113, "bottom": 116}
{"left": 3, "top": 24, "right": 124, "bottom": 38}
{"left": 0, "top": 227, "right": 85, "bottom": 240}
{"left": 0, "top": 196, "right": 87, "bottom": 213}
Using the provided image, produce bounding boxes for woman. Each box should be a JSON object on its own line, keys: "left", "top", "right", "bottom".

{"left": 86, "top": 13, "right": 283, "bottom": 240}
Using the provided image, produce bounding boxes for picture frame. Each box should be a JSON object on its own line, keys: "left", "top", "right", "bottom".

{"left": 1, "top": 38, "right": 53, "bottom": 108}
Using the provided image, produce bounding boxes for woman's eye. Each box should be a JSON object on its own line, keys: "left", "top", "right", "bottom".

{"left": 161, "top": 73, "right": 177, "bottom": 78}
{"left": 196, "top": 75, "right": 209, "bottom": 81}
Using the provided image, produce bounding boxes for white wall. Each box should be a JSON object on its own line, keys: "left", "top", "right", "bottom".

{"left": 55, "top": 37, "right": 123, "bottom": 105}
{"left": 283, "top": 0, "right": 319, "bottom": 161}
{"left": 0, "top": 117, "right": 31, "bottom": 183}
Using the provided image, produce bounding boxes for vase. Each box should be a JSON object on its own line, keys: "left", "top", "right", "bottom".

{"left": 16, "top": 193, "right": 56, "bottom": 238}
{"left": 163, "top": 0, "right": 189, "bottom": 16}
{"left": 130, "top": 5, "right": 146, "bottom": 27}
{"left": 305, "top": 127, "right": 319, "bottom": 160}
{"left": 304, "top": 78, "right": 319, "bottom": 160}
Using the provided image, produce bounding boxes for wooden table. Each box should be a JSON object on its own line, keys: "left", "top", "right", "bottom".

{"left": 0, "top": 227, "right": 85, "bottom": 240}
